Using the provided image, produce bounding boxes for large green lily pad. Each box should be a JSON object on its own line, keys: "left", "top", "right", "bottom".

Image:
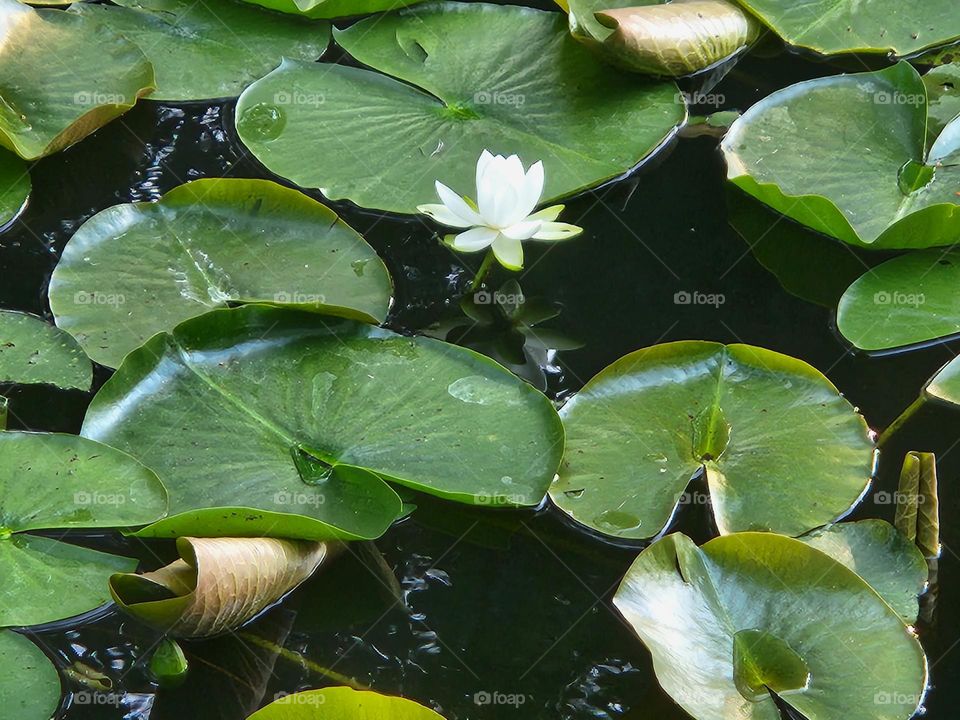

{"left": 722, "top": 62, "right": 960, "bottom": 250}
{"left": 0, "top": 631, "right": 60, "bottom": 720}
{"left": 248, "top": 687, "right": 444, "bottom": 719}
{"left": 0, "top": 310, "right": 92, "bottom": 390}
{"left": 49, "top": 178, "right": 392, "bottom": 369}
{"left": 733, "top": 0, "right": 960, "bottom": 56}
{"left": 0, "top": 0, "right": 155, "bottom": 160}
{"left": 550, "top": 341, "right": 873, "bottom": 540}
{"left": 0, "top": 431, "right": 167, "bottom": 626}
{"left": 837, "top": 249, "right": 960, "bottom": 350}
{"left": 236, "top": 0, "right": 424, "bottom": 19}
{"left": 81, "top": 305, "right": 564, "bottom": 540}
{"left": 70, "top": 0, "right": 330, "bottom": 102}
{"left": 799, "top": 520, "right": 927, "bottom": 623}
{"left": 235, "top": 2, "right": 684, "bottom": 215}
{"left": 0, "top": 149, "right": 29, "bottom": 226}
{"left": 615, "top": 532, "right": 927, "bottom": 720}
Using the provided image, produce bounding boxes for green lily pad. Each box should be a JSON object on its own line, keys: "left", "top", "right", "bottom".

{"left": 799, "top": 520, "right": 927, "bottom": 623}
{"left": 0, "top": 149, "right": 29, "bottom": 226}
{"left": 0, "top": 310, "right": 92, "bottom": 390}
{"left": 49, "top": 178, "right": 392, "bottom": 369}
{"left": 923, "top": 63, "right": 960, "bottom": 145}
{"left": 81, "top": 305, "right": 564, "bottom": 540}
{"left": 0, "top": 431, "right": 167, "bottom": 626}
{"left": 837, "top": 249, "right": 960, "bottom": 350}
{"left": 614, "top": 532, "right": 927, "bottom": 720}
{"left": 550, "top": 341, "right": 873, "bottom": 540}
{"left": 0, "top": 0, "right": 155, "bottom": 160}
{"left": 248, "top": 687, "right": 443, "bottom": 719}
{"left": 722, "top": 62, "right": 960, "bottom": 250}
{"left": 733, "top": 0, "right": 960, "bottom": 56}
{"left": 235, "top": 0, "right": 424, "bottom": 19}
{"left": 70, "top": 0, "right": 330, "bottom": 102}
{"left": 0, "top": 630, "right": 61, "bottom": 720}
{"left": 235, "top": 1, "right": 684, "bottom": 215}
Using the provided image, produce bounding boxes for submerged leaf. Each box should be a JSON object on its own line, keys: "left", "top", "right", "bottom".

{"left": 550, "top": 341, "right": 873, "bottom": 539}
{"left": 0, "top": 630, "right": 61, "bottom": 720}
{"left": 0, "top": 0, "right": 155, "bottom": 160}
{"left": 248, "top": 687, "right": 444, "bottom": 719}
{"left": 896, "top": 451, "right": 940, "bottom": 558}
{"left": 615, "top": 532, "right": 927, "bottom": 720}
{"left": 110, "top": 537, "right": 339, "bottom": 638}
{"left": 70, "top": 0, "right": 330, "bottom": 102}
{"left": 49, "top": 178, "right": 393, "bottom": 368}
{"left": 81, "top": 305, "right": 563, "bottom": 540}
{"left": 235, "top": 2, "right": 684, "bottom": 215}
{"left": 0, "top": 309, "right": 92, "bottom": 390}
{"left": 570, "top": 0, "right": 759, "bottom": 76}
{"left": 722, "top": 63, "right": 960, "bottom": 250}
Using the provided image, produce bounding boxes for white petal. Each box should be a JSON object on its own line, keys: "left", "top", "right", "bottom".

{"left": 504, "top": 155, "right": 526, "bottom": 192}
{"left": 527, "top": 204, "right": 564, "bottom": 222}
{"left": 451, "top": 226, "right": 498, "bottom": 252}
{"left": 492, "top": 234, "right": 524, "bottom": 270}
{"left": 531, "top": 221, "right": 584, "bottom": 241}
{"left": 513, "top": 161, "right": 544, "bottom": 221}
{"left": 488, "top": 181, "right": 519, "bottom": 229}
{"left": 435, "top": 181, "right": 483, "bottom": 226}
{"left": 476, "top": 158, "right": 501, "bottom": 222}
{"left": 417, "top": 203, "right": 474, "bottom": 228}
{"left": 476, "top": 150, "right": 495, "bottom": 196}
{"left": 501, "top": 219, "right": 542, "bottom": 240}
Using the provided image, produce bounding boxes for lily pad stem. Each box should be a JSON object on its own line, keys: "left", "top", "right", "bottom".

{"left": 468, "top": 251, "right": 497, "bottom": 294}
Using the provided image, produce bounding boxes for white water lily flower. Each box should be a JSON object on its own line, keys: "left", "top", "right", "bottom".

{"left": 417, "top": 150, "right": 583, "bottom": 270}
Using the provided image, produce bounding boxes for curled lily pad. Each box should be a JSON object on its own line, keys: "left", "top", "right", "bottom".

{"left": 235, "top": 1, "right": 684, "bottom": 215}
{"left": 799, "top": 520, "right": 927, "bottom": 623}
{"left": 722, "top": 62, "right": 960, "bottom": 250}
{"left": 0, "top": 149, "right": 29, "bottom": 226}
{"left": 0, "top": 431, "right": 167, "bottom": 626}
{"left": 733, "top": 0, "right": 960, "bottom": 57}
{"left": 614, "top": 532, "right": 927, "bottom": 720}
{"left": 70, "top": 0, "right": 330, "bottom": 102}
{"left": 81, "top": 305, "right": 564, "bottom": 540}
{"left": 111, "top": 537, "right": 339, "bottom": 637}
{"left": 0, "top": 310, "right": 92, "bottom": 390}
{"left": 49, "top": 178, "right": 392, "bottom": 369}
{"left": 837, "top": 249, "right": 960, "bottom": 351}
{"left": 0, "top": 0, "right": 155, "bottom": 160}
{"left": 566, "top": 0, "right": 760, "bottom": 77}
{"left": 896, "top": 451, "right": 940, "bottom": 558}
{"left": 549, "top": 341, "right": 873, "bottom": 540}
{"left": 248, "top": 687, "right": 444, "bottom": 719}
{"left": 235, "top": 0, "right": 424, "bottom": 19}
{"left": 0, "top": 630, "right": 61, "bottom": 720}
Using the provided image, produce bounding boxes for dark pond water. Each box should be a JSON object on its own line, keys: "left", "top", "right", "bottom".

{"left": 3, "top": 7, "right": 960, "bottom": 718}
